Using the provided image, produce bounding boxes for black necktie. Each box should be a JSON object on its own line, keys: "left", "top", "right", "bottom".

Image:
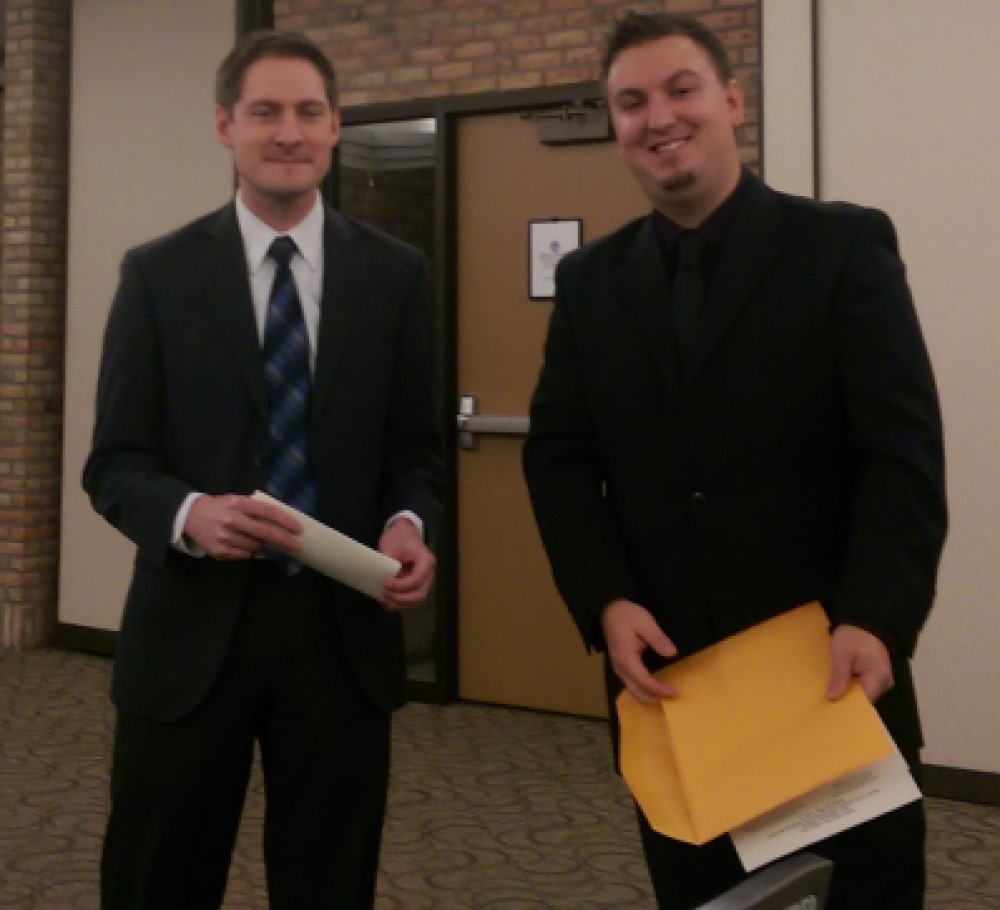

{"left": 672, "top": 231, "right": 705, "bottom": 376}
{"left": 262, "top": 236, "right": 317, "bottom": 572}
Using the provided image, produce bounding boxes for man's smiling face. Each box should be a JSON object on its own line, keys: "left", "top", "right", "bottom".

{"left": 606, "top": 34, "right": 744, "bottom": 226}
{"left": 215, "top": 55, "right": 340, "bottom": 225}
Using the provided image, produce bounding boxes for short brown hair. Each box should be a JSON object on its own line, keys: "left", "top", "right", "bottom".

{"left": 601, "top": 12, "right": 733, "bottom": 86}
{"left": 215, "top": 30, "right": 338, "bottom": 113}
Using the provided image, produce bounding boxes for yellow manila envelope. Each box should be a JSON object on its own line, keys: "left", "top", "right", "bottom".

{"left": 617, "top": 602, "right": 894, "bottom": 845}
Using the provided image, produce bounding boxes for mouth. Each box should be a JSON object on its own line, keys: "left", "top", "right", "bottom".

{"left": 649, "top": 136, "right": 691, "bottom": 155}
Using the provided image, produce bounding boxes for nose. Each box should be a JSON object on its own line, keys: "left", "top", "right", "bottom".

{"left": 646, "top": 93, "right": 677, "bottom": 130}
{"left": 274, "top": 110, "right": 304, "bottom": 145}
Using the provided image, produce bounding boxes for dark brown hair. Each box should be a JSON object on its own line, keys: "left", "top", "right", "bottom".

{"left": 601, "top": 12, "right": 733, "bottom": 85}
{"left": 215, "top": 30, "right": 338, "bottom": 113}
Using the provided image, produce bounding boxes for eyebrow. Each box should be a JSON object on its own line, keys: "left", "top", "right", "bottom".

{"left": 664, "top": 67, "right": 703, "bottom": 88}
{"left": 245, "top": 98, "right": 329, "bottom": 110}
{"left": 612, "top": 66, "right": 704, "bottom": 99}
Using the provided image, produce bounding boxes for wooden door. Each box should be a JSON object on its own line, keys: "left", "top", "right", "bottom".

{"left": 455, "top": 111, "right": 647, "bottom": 716}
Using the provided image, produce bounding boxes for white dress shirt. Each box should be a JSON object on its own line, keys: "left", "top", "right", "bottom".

{"left": 236, "top": 192, "right": 325, "bottom": 372}
{"left": 172, "top": 191, "right": 421, "bottom": 553}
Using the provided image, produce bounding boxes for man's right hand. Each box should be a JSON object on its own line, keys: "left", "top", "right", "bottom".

{"left": 184, "top": 494, "right": 303, "bottom": 561}
{"left": 602, "top": 599, "right": 679, "bottom": 706}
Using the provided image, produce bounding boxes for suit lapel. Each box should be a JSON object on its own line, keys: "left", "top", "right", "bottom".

{"left": 686, "top": 177, "right": 783, "bottom": 383}
{"left": 312, "top": 206, "right": 363, "bottom": 421}
{"left": 200, "top": 202, "right": 363, "bottom": 427}
{"left": 615, "top": 218, "right": 684, "bottom": 400}
{"left": 201, "top": 204, "right": 269, "bottom": 418}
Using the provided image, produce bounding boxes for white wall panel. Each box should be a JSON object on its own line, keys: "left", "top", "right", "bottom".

{"left": 59, "top": 0, "right": 235, "bottom": 631}
{"left": 765, "top": 0, "right": 999, "bottom": 774}
{"left": 761, "top": 0, "right": 815, "bottom": 196}
{"left": 818, "top": 0, "right": 1000, "bottom": 773}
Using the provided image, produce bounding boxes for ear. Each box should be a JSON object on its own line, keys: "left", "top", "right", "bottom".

{"left": 329, "top": 107, "right": 342, "bottom": 148}
{"left": 725, "top": 79, "right": 746, "bottom": 127}
{"left": 215, "top": 104, "right": 235, "bottom": 150}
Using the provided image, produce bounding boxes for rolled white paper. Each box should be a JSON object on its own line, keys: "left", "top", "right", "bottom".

{"left": 251, "top": 491, "right": 401, "bottom": 599}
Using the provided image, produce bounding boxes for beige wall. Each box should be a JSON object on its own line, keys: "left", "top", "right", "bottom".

{"left": 58, "top": 0, "right": 235, "bottom": 630}
{"left": 820, "top": 0, "right": 1000, "bottom": 777}
{"left": 760, "top": 0, "right": 814, "bottom": 196}
{"left": 764, "top": 0, "right": 1000, "bottom": 774}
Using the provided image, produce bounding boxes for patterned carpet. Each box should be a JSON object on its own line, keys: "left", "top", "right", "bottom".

{"left": 1, "top": 648, "right": 997, "bottom": 909}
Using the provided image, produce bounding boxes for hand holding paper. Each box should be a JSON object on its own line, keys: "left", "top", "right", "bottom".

{"left": 827, "top": 623, "right": 895, "bottom": 703}
{"left": 378, "top": 515, "right": 437, "bottom": 610}
{"left": 603, "top": 598, "right": 678, "bottom": 705}
{"left": 251, "top": 491, "right": 401, "bottom": 599}
{"left": 184, "top": 492, "right": 303, "bottom": 561}
{"left": 616, "top": 603, "right": 918, "bottom": 869}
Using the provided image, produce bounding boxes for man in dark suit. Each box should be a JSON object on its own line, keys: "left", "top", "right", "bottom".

{"left": 523, "top": 13, "right": 946, "bottom": 910}
{"left": 84, "top": 30, "right": 442, "bottom": 909}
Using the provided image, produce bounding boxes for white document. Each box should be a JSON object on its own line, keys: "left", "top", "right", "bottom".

{"left": 730, "top": 743, "right": 922, "bottom": 872}
{"left": 251, "top": 491, "right": 401, "bottom": 599}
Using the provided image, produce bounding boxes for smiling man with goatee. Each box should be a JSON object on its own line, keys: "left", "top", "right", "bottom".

{"left": 524, "top": 12, "right": 946, "bottom": 910}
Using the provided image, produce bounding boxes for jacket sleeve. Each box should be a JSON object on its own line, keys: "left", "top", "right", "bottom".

{"left": 827, "top": 208, "right": 948, "bottom": 657}
{"left": 377, "top": 250, "right": 444, "bottom": 535}
{"left": 82, "top": 250, "right": 193, "bottom": 564}
{"left": 522, "top": 255, "right": 640, "bottom": 651}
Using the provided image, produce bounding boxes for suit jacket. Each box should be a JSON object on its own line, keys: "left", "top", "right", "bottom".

{"left": 523, "top": 175, "right": 947, "bottom": 762}
{"left": 84, "top": 201, "right": 443, "bottom": 722}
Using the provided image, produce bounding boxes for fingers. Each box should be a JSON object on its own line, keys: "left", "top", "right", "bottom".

{"left": 381, "top": 554, "right": 436, "bottom": 611}
{"left": 827, "top": 624, "right": 894, "bottom": 703}
{"left": 617, "top": 655, "right": 678, "bottom": 706}
{"left": 826, "top": 655, "right": 853, "bottom": 701}
{"left": 378, "top": 518, "right": 436, "bottom": 611}
{"left": 185, "top": 494, "right": 304, "bottom": 561}
{"left": 602, "top": 599, "right": 678, "bottom": 706}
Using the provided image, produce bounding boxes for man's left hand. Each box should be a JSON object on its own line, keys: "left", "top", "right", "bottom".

{"left": 826, "top": 624, "right": 894, "bottom": 703}
{"left": 378, "top": 517, "right": 436, "bottom": 612}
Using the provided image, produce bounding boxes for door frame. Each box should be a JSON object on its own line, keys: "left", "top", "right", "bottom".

{"left": 335, "top": 83, "right": 606, "bottom": 704}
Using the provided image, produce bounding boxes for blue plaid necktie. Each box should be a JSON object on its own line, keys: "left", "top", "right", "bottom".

{"left": 262, "top": 236, "right": 317, "bottom": 573}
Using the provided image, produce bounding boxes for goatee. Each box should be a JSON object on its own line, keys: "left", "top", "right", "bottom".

{"left": 660, "top": 172, "right": 697, "bottom": 193}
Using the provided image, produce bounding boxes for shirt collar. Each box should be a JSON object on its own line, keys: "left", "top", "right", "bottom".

{"left": 234, "top": 192, "right": 325, "bottom": 276}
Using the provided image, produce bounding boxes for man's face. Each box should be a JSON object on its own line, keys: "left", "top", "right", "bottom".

{"left": 215, "top": 55, "right": 340, "bottom": 221}
{"left": 606, "top": 35, "right": 745, "bottom": 225}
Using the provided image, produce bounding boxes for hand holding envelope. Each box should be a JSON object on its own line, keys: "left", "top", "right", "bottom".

{"left": 616, "top": 602, "right": 920, "bottom": 869}
{"left": 250, "top": 491, "right": 401, "bottom": 599}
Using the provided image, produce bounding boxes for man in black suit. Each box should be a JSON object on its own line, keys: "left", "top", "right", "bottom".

{"left": 523, "top": 13, "right": 946, "bottom": 910}
{"left": 84, "top": 30, "right": 442, "bottom": 909}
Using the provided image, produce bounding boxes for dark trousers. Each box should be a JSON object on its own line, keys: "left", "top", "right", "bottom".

{"left": 101, "top": 564, "right": 392, "bottom": 910}
{"left": 637, "top": 797, "right": 926, "bottom": 909}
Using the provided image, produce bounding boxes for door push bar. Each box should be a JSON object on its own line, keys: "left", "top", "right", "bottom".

{"left": 456, "top": 395, "right": 530, "bottom": 450}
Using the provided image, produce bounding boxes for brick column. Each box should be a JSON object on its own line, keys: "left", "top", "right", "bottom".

{"left": 0, "top": 0, "right": 72, "bottom": 648}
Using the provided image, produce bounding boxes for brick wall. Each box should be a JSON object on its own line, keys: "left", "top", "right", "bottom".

{"left": 0, "top": 0, "right": 71, "bottom": 648}
{"left": 276, "top": 0, "right": 761, "bottom": 168}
